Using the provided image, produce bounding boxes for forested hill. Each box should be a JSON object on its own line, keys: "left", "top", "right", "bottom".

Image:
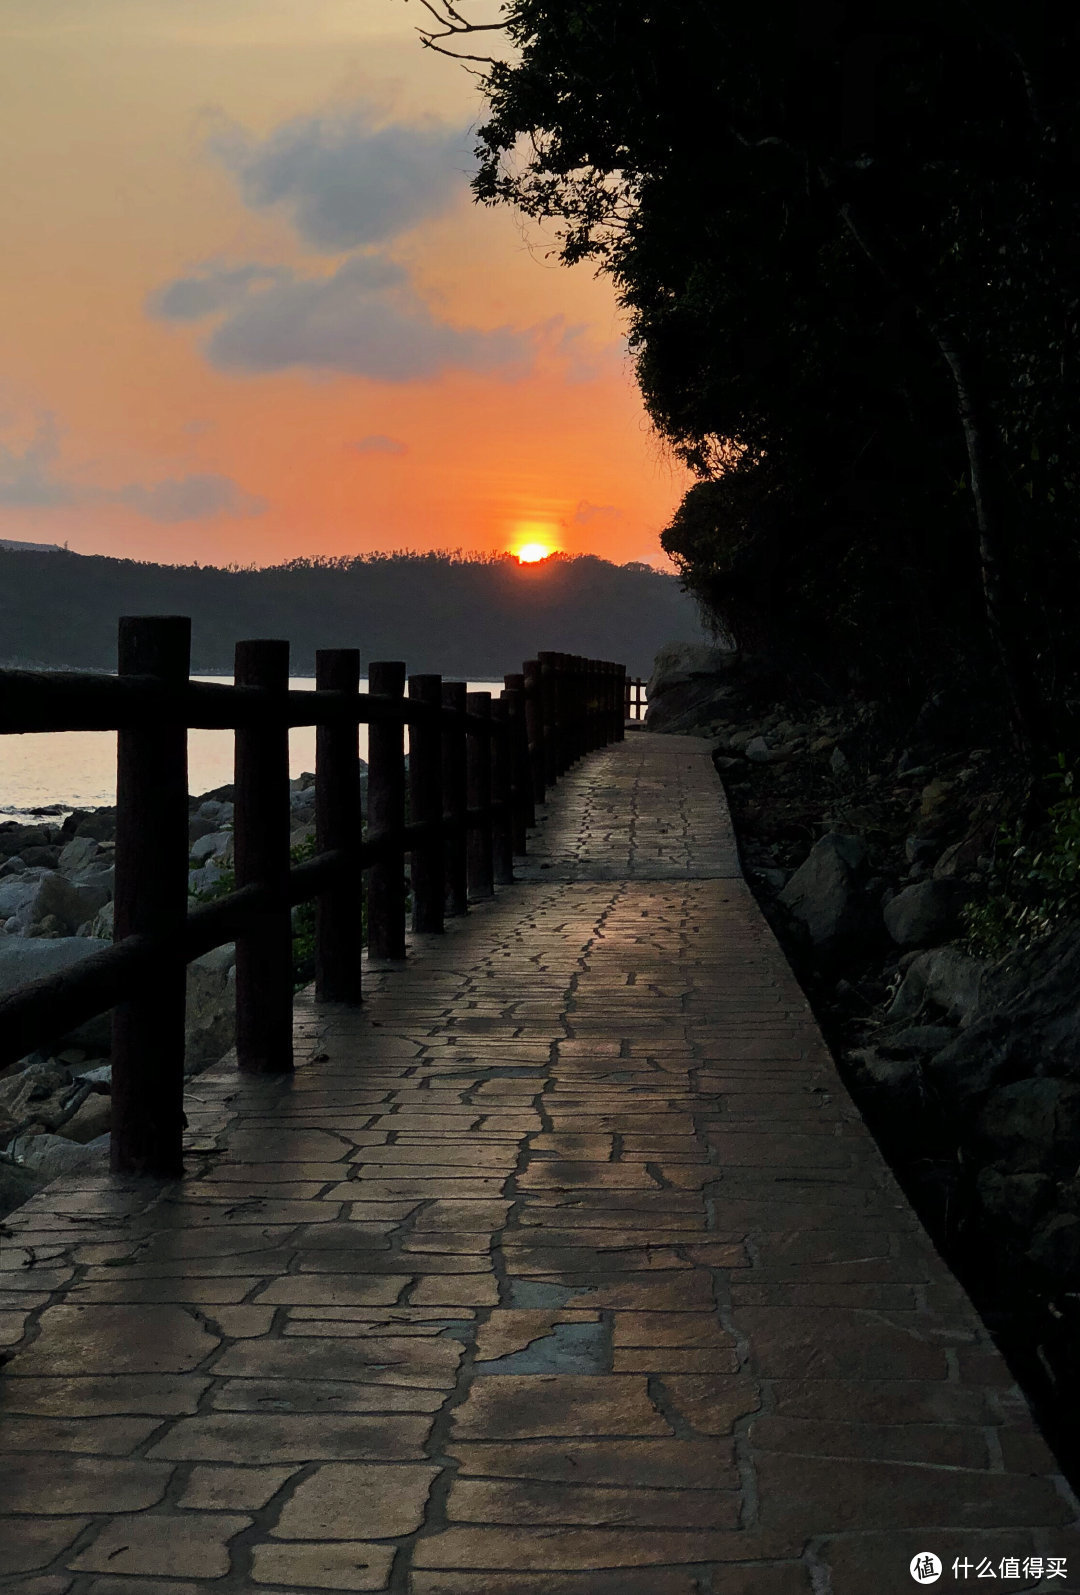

{"left": 0, "top": 548, "right": 703, "bottom": 677}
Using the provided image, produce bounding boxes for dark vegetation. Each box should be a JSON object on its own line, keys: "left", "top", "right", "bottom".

{"left": 421, "top": 0, "right": 1080, "bottom": 756}
{"left": 0, "top": 547, "right": 698, "bottom": 678}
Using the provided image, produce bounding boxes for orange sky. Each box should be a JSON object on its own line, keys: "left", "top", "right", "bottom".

{"left": 0, "top": 0, "right": 692, "bottom": 569}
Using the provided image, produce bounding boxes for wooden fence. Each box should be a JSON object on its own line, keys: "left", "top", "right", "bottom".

{"left": 624, "top": 676, "right": 646, "bottom": 721}
{"left": 0, "top": 619, "right": 626, "bottom": 1176}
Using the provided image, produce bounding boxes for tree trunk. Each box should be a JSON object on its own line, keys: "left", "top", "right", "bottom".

{"left": 834, "top": 198, "right": 1047, "bottom": 758}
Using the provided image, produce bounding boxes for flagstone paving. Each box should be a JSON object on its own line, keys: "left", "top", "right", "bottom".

{"left": 1, "top": 733, "right": 1077, "bottom": 1594}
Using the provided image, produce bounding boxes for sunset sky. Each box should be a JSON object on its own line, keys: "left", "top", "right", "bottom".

{"left": 0, "top": 0, "right": 692, "bottom": 569}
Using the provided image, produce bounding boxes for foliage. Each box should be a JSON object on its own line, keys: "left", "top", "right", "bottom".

{"left": 426, "top": 0, "right": 1080, "bottom": 725}
{"left": 963, "top": 757, "right": 1080, "bottom": 958}
{"left": 187, "top": 831, "right": 332, "bottom": 992}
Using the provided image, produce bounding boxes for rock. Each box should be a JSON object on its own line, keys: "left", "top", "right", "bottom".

{"left": 0, "top": 936, "right": 113, "bottom": 1050}
{"left": 58, "top": 836, "right": 100, "bottom": 875}
{"left": 18, "top": 871, "right": 112, "bottom": 937}
{"left": 0, "top": 1155, "right": 45, "bottom": 1215}
{"left": 190, "top": 830, "right": 234, "bottom": 865}
{"left": 1029, "top": 1213, "right": 1080, "bottom": 1283}
{"left": 185, "top": 944, "right": 237, "bottom": 1073}
{"left": 189, "top": 861, "right": 227, "bottom": 896}
{"left": 973, "top": 1078, "right": 1080, "bottom": 1174}
{"left": 0, "top": 869, "right": 50, "bottom": 921}
{"left": 922, "top": 924, "right": 1080, "bottom": 1120}
{"left": 75, "top": 1063, "right": 112, "bottom": 1090}
{"left": 885, "top": 946, "right": 985, "bottom": 1027}
{"left": 89, "top": 900, "right": 115, "bottom": 940}
{"left": 74, "top": 808, "right": 116, "bottom": 841}
{"left": 0, "top": 1060, "right": 78, "bottom": 1136}
{"left": 643, "top": 642, "right": 740, "bottom": 733}
{"left": 976, "top": 1165, "right": 1052, "bottom": 1237}
{"left": 883, "top": 880, "right": 966, "bottom": 948}
{"left": 188, "top": 813, "right": 218, "bottom": 844}
{"left": 744, "top": 736, "right": 772, "bottom": 763}
{"left": 19, "top": 844, "right": 61, "bottom": 868}
{"left": 197, "top": 799, "right": 230, "bottom": 822}
{"left": 846, "top": 1046, "right": 923, "bottom": 1103}
{"left": 829, "top": 746, "right": 849, "bottom": 777}
{"left": 876, "top": 1024, "right": 957, "bottom": 1058}
{"left": 4, "top": 1130, "right": 109, "bottom": 1179}
{"left": 777, "top": 833, "right": 872, "bottom": 959}
{"left": 58, "top": 1091, "right": 111, "bottom": 1143}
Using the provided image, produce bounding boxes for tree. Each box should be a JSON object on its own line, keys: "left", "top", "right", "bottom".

{"left": 410, "top": 0, "right": 1080, "bottom": 748}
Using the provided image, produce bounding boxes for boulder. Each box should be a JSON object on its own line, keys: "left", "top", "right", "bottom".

{"left": 58, "top": 1091, "right": 111, "bottom": 1143}
{"left": 976, "top": 1164, "right": 1053, "bottom": 1237}
{"left": 0, "top": 869, "right": 50, "bottom": 921}
{"left": 883, "top": 879, "right": 965, "bottom": 947}
{"left": 15, "top": 871, "right": 112, "bottom": 937}
{"left": 922, "top": 923, "right": 1080, "bottom": 1116}
{"left": 644, "top": 642, "right": 739, "bottom": 733}
{"left": 190, "top": 830, "right": 234, "bottom": 865}
{"left": 73, "top": 808, "right": 116, "bottom": 842}
{"left": 876, "top": 1024, "right": 957, "bottom": 1058}
{"left": 185, "top": 944, "right": 237, "bottom": 1074}
{"left": 973, "top": 1078, "right": 1080, "bottom": 1174}
{"left": 0, "top": 1157, "right": 44, "bottom": 1218}
{"left": 744, "top": 736, "right": 772, "bottom": 763}
{"left": 89, "top": 900, "right": 115, "bottom": 940}
{"left": 0, "top": 1060, "right": 79, "bottom": 1138}
{"left": 189, "top": 812, "right": 218, "bottom": 844}
{"left": 0, "top": 936, "right": 113, "bottom": 1050}
{"left": 4, "top": 1131, "right": 109, "bottom": 1180}
{"left": 885, "top": 946, "right": 985, "bottom": 1027}
{"left": 58, "top": 836, "right": 100, "bottom": 875}
{"left": 1029, "top": 1213, "right": 1080, "bottom": 1284}
{"left": 777, "top": 833, "right": 872, "bottom": 959}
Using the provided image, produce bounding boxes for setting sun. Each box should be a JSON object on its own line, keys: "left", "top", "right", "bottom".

{"left": 515, "top": 542, "right": 555, "bottom": 564}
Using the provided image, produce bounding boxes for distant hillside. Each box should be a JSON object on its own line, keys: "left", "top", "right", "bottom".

{"left": 0, "top": 548, "right": 705, "bottom": 677}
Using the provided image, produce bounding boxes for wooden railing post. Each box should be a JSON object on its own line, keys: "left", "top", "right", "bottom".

{"left": 367, "top": 661, "right": 407, "bottom": 960}
{"left": 409, "top": 674, "right": 443, "bottom": 934}
{"left": 466, "top": 691, "right": 494, "bottom": 900}
{"left": 538, "top": 651, "right": 558, "bottom": 787}
{"left": 315, "top": 648, "right": 363, "bottom": 1003}
{"left": 441, "top": 681, "right": 468, "bottom": 917}
{"left": 111, "top": 615, "right": 191, "bottom": 1177}
{"left": 503, "top": 673, "right": 534, "bottom": 849}
{"left": 522, "top": 658, "right": 545, "bottom": 806}
{"left": 491, "top": 698, "right": 514, "bottom": 886}
{"left": 234, "top": 638, "right": 293, "bottom": 1073}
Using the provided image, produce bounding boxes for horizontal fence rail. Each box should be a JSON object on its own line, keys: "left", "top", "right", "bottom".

{"left": 0, "top": 620, "right": 626, "bottom": 1176}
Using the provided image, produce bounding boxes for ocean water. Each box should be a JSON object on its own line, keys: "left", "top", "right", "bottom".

{"left": 1, "top": 676, "right": 507, "bottom": 824}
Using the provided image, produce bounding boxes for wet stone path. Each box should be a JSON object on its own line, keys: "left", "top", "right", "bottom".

{"left": 1, "top": 734, "right": 1077, "bottom": 1595}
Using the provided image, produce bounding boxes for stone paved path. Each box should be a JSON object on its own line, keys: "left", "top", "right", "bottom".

{"left": 2, "top": 733, "right": 1077, "bottom": 1595}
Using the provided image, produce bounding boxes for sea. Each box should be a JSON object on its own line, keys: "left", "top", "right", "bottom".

{"left": 1, "top": 676, "right": 507, "bottom": 825}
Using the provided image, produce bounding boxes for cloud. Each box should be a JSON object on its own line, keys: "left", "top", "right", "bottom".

{"left": 208, "top": 106, "right": 470, "bottom": 251}
{"left": 350, "top": 434, "right": 408, "bottom": 456}
{"left": 116, "top": 473, "right": 266, "bottom": 522}
{"left": 0, "top": 414, "right": 265, "bottom": 522}
{"left": 148, "top": 264, "right": 285, "bottom": 321}
{"left": 571, "top": 500, "right": 625, "bottom": 527}
{"left": 0, "top": 414, "right": 75, "bottom": 507}
{"left": 151, "top": 255, "right": 532, "bottom": 382}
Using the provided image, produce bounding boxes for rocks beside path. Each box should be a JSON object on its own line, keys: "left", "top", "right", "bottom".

{"left": 0, "top": 768, "right": 356, "bottom": 1214}
{"left": 647, "top": 639, "right": 1080, "bottom": 1447}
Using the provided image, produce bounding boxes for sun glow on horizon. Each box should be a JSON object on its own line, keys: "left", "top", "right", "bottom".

{"left": 514, "top": 541, "right": 555, "bottom": 564}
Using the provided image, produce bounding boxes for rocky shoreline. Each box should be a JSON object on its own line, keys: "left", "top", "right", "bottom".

{"left": 0, "top": 768, "right": 356, "bottom": 1216}
{"left": 647, "top": 642, "right": 1080, "bottom": 1480}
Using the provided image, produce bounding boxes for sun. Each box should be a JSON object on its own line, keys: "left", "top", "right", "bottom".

{"left": 515, "top": 541, "right": 554, "bottom": 564}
